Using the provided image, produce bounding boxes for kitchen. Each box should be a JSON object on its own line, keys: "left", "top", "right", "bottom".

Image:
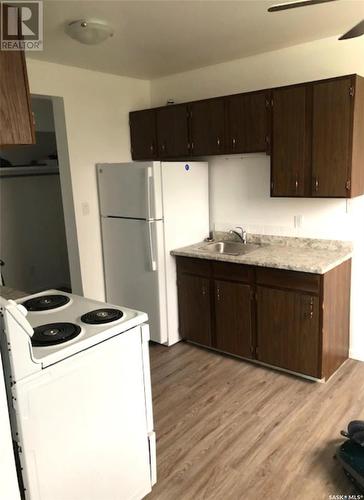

{"left": 1, "top": 1, "right": 364, "bottom": 499}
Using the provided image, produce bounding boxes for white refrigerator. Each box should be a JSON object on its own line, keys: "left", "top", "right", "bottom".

{"left": 97, "top": 161, "right": 209, "bottom": 345}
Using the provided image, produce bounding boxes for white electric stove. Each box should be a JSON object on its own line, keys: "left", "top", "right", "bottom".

{"left": 0, "top": 289, "right": 156, "bottom": 500}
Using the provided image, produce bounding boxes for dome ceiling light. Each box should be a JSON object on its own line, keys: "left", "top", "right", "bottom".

{"left": 65, "top": 19, "right": 114, "bottom": 45}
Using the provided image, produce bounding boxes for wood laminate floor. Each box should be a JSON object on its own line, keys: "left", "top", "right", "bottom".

{"left": 147, "top": 341, "right": 364, "bottom": 500}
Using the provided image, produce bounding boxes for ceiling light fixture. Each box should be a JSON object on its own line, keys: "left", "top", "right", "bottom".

{"left": 65, "top": 19, "right": 114, "bottom": 45}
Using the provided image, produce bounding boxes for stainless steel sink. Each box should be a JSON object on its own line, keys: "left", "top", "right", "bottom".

{"left": 201, "top": 241, "right": 259, "bottom": 256}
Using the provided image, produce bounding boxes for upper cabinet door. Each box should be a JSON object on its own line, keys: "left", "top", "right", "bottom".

{"left": 189, "top": 99, "right": 225, "bottom": 156}
{"left": 156, "top": 105, "right": 189, "bottom": 158}
{"left": 129, "top": 110, "right": 157, "bottom": 160}
{"left": 271, "top": 86, "right": 308, "bottom": 197}
{"left": 226, "top": 91, "right": 268, "bottom": 154}
{"left": 0, "top": 49, "right": 35, "bottom": 146}
{"left": 312, "top": 77, "right": 353, "bottom": 198}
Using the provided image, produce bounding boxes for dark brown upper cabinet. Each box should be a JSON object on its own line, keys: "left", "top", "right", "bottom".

{"left": 129, "top": 74, "right": 364, "bottom": 198}
{"left": 271, "top": 75, "right": 364, "bottom": 199}
{"left": 312, "top": 76, "right": 356, "bottom": 198}
{"left": 0, "top": 48, "right": 35, "bottom": 146}
{"left": 189, "top": 98, "right": 225, "bottom": 156}
{"left": 226, "top": 90, "right": 269, "bottom": 154}
{"left": 129, "top": 109, "right": 157, "bottom": 160}
{"left": 156, "top": 104, "right": 189, "bottom": 158}
{"left": 271, "top": 85, "right": 309, "bottom": 197}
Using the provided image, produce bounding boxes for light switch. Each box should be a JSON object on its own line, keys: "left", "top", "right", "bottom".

{"left": 294, "top": 215, "right": 303, "bottom": 228}
{"left": 81, "top": 202, "right": 90, "bottom": 216}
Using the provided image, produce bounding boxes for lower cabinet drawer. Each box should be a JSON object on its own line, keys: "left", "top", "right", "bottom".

{"left": 213, "top": 261, "right": 254, "bottom": 283}
{"left": 176, "top": 256, "right": 211, "bottom": 277}
{"left": 256, "top": 267, "right": 320, "bottom": 294}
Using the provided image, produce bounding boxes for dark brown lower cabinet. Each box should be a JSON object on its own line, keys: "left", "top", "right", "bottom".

{"left": 176, "top": 256, "right": 351, "bottom": 381}
{"left": 214, "top": 280, "right": 253, "bottom": 358}
{"left": 256, "top": 287, "right": 320, "bottom": 377}
{"left": 177, "top": 273, "right": 212, "bottom": 346}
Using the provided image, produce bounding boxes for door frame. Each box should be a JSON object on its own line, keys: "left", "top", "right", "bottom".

{"left": 31, "top": 94, "right": 82, "bottom": 295}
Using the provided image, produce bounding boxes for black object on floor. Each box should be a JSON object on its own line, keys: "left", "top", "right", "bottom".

{"left": 336, "top": 420, "right": 364, "bottom": 493}
{"left": 341, "top": 420, "right": 364, "bottom": 447}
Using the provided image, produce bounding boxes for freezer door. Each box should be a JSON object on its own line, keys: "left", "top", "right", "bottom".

{"left": 101, "top": 217, "right": 168, "bottom": 344}
{"left": 97, "top": 162, "right": 162, "bottom": 219}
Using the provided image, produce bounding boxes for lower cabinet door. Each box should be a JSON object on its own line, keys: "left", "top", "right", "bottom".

{"left": 214, "top": 280, "right": 253, "bottom": 358}
{"left": 256, "top": 286, "right": 320, "bottom": 377}
{"left": 178, "top": 274, "right": 212, "bottom": 346}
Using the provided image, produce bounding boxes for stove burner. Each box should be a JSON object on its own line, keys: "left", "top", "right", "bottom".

{"left": 32, "top": 323, "right": 81, "bottom": 347}
{"left": 23, "top": 295, "right": 70, "bottom": 312}
{"left": 81, "top": 308, "right": 123, "bottom": 325}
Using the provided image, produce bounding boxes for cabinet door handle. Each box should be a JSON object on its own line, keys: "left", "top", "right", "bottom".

{"left": 161, "top": 143, "right": 166, "bottom": 152}
{"left": 232, "top": 138, "right": 236, "bottom": 149}
{"left": 202, "top": 285, "right": 206, "bottom": 296}
{"left": 216, "top": 286, "right": 220, "bottom": 301}
{"left": 150, "top": 144, "right": 154, "bottom": 153}
{"left": 191, "top": 141, "right": 194, "bottom": 151}
{"left": 295, "top": 177, "right": 299, "bottom": 192}
{"left": 314, "top": 177, "right": 319, "bottom": 192}
{"left": 305, "top": 297, "right": 314, "bottom": 319}
{"left": 217, "top": 137, "right": 220, "bottom": 147}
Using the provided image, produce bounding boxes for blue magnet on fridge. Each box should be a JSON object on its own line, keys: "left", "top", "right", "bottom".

{"left": 185, "top": 164, "right": 190, "bottom": 171}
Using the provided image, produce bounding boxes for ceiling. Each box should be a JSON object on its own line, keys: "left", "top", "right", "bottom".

{"left": 29, "top": 0, "right": 364, "bottom": 79}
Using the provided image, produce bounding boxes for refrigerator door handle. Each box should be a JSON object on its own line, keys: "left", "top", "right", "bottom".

{"left": 147, "top": 221, "right": 157, "bottom": 272}
{"left": 146, "top": 167, "right": 154, "bottom": 220}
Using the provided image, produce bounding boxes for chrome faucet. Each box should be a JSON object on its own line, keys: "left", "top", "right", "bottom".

{"left": 229, "top": 226, "right": 247, "bottom": 244}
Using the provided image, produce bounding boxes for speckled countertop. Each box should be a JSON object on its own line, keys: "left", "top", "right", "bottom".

{"left": 171, "top": 233, "right": 353, "bottom": 275}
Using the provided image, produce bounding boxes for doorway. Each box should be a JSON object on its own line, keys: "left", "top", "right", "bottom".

{"left": 0, "top": 95, "right": 82, "bottom": 295}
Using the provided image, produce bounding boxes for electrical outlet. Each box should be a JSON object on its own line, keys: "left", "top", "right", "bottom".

{"left": 294, "top": 215, "right": 304, "bottom": 228}
{"left": 81, "top": 202, "right": 90, "bottom": 216}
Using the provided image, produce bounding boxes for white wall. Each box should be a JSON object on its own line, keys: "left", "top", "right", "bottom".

{"left": 26, "top": 59, "right": 151, "bottom": 300}
{"left": 151, "top": 35, "right": 364, "bottom": 361}
{"left": 151, "top": 35, "right": 364, "bottom": 105}
{"left": 0, "top": 174, "right": 71, "bottom": 293}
